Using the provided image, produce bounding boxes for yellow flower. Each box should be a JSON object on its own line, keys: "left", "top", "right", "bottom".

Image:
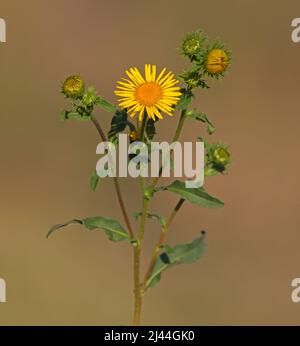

{"left": 205, "top": 49, "right": 229, "bottom": 75}
{"left": 129, "top": 130, "right": 139, "bottom": 142}
{"left": 62, "top": 76, "right": 84, "bottom": 98}
{"left": 114, "top": 64, "right": 181, "bottom": 121}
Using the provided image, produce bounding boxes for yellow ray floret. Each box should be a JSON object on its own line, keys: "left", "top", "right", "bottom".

{"left": 114, "top": 64, "right": 181, "bottom": 121}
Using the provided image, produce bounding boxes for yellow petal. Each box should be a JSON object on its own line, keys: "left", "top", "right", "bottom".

{"left": 146, "top": 106, "right": 156, "bottom": 120}
{"left": 153, "top": 107, "right": 163, "bottom": 119}
{"left": 158, "top": 72, "right": 172, "bottom": 85}
{"left": 130, "top": 67, "right": 145, "bottom": 84}
{"left": 138, "top": 106, "right": 145, "bottom": 121}
{"left": 156, "top": 67, "right": 166, "bottom": 83}
{"left": 126, "top": 70, "right": 139, "bottom": 85}
{"left": 151, "top": 65, "right": 156, "bottom": 82}
{"left": 145, "top": 64, "right": 151, "bottom": 82}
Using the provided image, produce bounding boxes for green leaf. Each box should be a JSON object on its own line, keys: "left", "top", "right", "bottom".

{"left": 90, "top": 170, "right": 100, "bottom": 191}
{"left": 97, "top": 97, "right": 116, "bottom": 113}
{"left": 146, "top": 232, "right": 207, "bottom": 288}
{"left": 126, "top": 120, "right": 136, "bottom": 132}
{"left": 47, "top": 216, "right": 129, "bottom": 242}
{"left": 60, "top": 109, "right": 90, "bottom": 121}
{"left": 133, "top": 212, "right": 166, "bottom": 228}
{"left": 47, "top": 219, "right": 83, "bottom": 238}
{"left": 186, "top": 110, "right": 215, "bottom": 134}
{"left": 108, "top": 109, "right": 128, "bottom": 143}
{"left": 146, "top": 118, "right": 156, "bottom": 140}
{"left": 164, "top": 180, "right": 224, "bottom": 208}
{"left": 175, "top": 88, "right": 193, "bottom": 110}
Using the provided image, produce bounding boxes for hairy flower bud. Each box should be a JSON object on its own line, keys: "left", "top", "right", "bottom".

{"left": 62, "top": 75, "right": 85, "bottom": 99}
{"left": 213, "top": 146, "right": 230, "bottom": 167}
{"left": 204, "top": 48, "right": 230, "bottom": 76}
{"left": 181, "top": 31, "right": 205, "bottom": 60}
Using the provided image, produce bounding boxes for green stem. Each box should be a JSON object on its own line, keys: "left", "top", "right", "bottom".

{"left": 142, "top": 198, "right": 185, "bottom": 290}
{"left": 151, "top": 109, "right": 187, "bottom": 188}
{"left": 173, "top": 109, "right": 187, "bottom": 142}
{"left": 132, "top": 112, "right": 149, "bottom": 325}
{"left": 90, "top": 115, "right": 134, "bottom": 240}
{"left": 133, "top": 245, "right": 142, "bottom": 325}
{"left": 143, "top": 108, "right": 188, "bottom": 290}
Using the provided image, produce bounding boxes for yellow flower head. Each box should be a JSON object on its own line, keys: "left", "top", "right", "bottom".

{"left": 205, "top": 49, "right": 229, "bottom": 75}
{"left": 114, "top": 64, "right": 181, "bottom": 121}
{"left": 62, "top": 76, "right": 84, "bottom": 99}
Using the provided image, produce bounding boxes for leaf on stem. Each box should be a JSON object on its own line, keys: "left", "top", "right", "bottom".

{"left": 175, "top": 88, "right": 194, "bottom": 111}
{"left": 185, "top": 110, "right": 215, "bottom": 134}
{"left": 47, "top": 216, "right": 129, "bottom": 242}
{"left": 90, "top": 170, "right": 100, "bottom": 191}
{"left": 97, "top": 97, "right": 117, "bottom": 113}
{"left": 146, "top": 232, "right": 207, "bottom": 288}
{"left": 146, "top": 118, "right": 156, "bottom": 140}
{"left": 164, "top": 180, "right": 224, "bottom": 208}
{"left": 108, "top": 109, "right": 129, "bottom": 144}
{"left": 133, "top": 212, "right": 166, "bottom": 228}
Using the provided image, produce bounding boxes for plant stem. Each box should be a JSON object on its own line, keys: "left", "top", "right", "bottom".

{"left": 90, "top": 115, "right": 134, "bottom": 239}
{"left": 173, "top": 109, "right": 187, "bottom": 142}
{"left": 142, "top": 198, "right": 185, "bottom": 290}
{"left": 151, "top": 109, "right": 187, "bottom": 188}
{"left": 132, "top": 113, "right": 149, "bottom": 325}
{"left": 133, "top": 245, "right": 142, "bottom": 325}
{"left": 143, "top": 109, "right": 188, "bottom": 290}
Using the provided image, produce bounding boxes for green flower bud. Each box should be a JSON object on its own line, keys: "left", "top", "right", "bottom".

{"left": 213, "top": 146, "right": 230, "bottom": 167}
{"left": 62, "top": 75, "right": 85, "bottom": 99}
{"left": 181, "top": 31, "right": 205, "bottom": 60}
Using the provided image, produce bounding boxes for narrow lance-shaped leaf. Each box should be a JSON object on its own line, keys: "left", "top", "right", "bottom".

{"left": 47, "top": 216, "right": 129, "bottom": 242}
{"left": 133, "top": 211, "right": 166, "bottom": 228}
{"left": 185, "top": 110, "right": 215, "bottom": 134}
{"left": 97, "top": 97, "right": 116, "bottom": 113}
{"left": 90, "top": 170, "right": 100, "bottom": 191}
{"left": 164, "top": 180, "right": 224, "bottom": 208}
{"left": 108, "top": 109, "right": 128, "bottom": 144}
{"left": 146, "top": 232, "right": 207, "bottom": 288}
{"left": 146, "top": 118, "right": 156, "bottom": 140}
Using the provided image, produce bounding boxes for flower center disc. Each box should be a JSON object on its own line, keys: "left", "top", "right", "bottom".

{"left": 135, "top": 82, "right": 163, "bottom": 106}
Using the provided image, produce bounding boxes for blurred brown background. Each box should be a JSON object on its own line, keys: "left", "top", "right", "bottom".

{"left": 0, "top": 0, "right": 300, "bottom": 325}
